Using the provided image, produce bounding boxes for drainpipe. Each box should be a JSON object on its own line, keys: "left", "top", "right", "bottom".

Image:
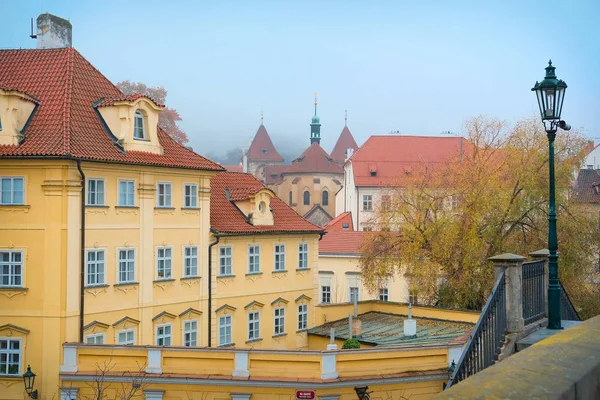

{"left": 207, "top": 232, "right": 220, "bottom": 347}
{"left": 76, "top": 160, "right": 86, "bottom": 343}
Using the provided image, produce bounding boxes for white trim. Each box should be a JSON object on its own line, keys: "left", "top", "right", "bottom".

{"left": 297, "top": 242, "right": 309, "bottom": 269}
{"left": 155, "top": 324, "right": 172, "bottom": 346}
{"left": 183, "top": 319, "right": 198, "bottom": 347}
{"left": 274, "top": 307, "right": 285, "bottom": 335}
{"left": 247, "top": 244, "right": 260, "bottom": 274}
{"left": 85, "top": 333, "right": 104, "bottom": 344}
{"left": 0, "top": 337, "right": 22, "bottom": 375}
{"left": 86, "top": 178, "right": 105, "bottom": 206}
{"left": 0, "top": 249, "right": 24, "bottom": 288}
{"left": 219, "top": 246, "right": 233, "bottom": 276}
{"left": 155, "top": 246, "right": 173, "bottom": 280}
{"left": 156, "top": 182, "right": 173, "bottom": 208}
{"left": 247, "top": 310, "right": 260, "bottom": 341}
{"left": 183, "top": 245, "right": 199, "bottom": 278}
{"left": 273, "top": 243, "right": 286, "bottom": 271}
{"left": 133, "top": 110, "right": 146, "bottom": 140}
{"left": 116, "top": 247, "right": 136, "bottom": 284}
{"left": 117, "top": 179, "right": 136, "bottom": 207}
{"left": 117, "top": 329, "right": 135, "bottom": 345}
{"left": 0, "top": 176, "right": 25, "bottom": 205}
{"left": 85, "top": 248, "right": 106, "bottom": 286}
{"left": 183, "top": 183, "right": 198, "bottom": 208}
{"left": 218, "top": 314, "right": 232, "bottom": 346}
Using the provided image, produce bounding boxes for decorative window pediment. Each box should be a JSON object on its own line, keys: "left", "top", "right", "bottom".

{"left": 244, "top": 300, "right": 265, "bottom": 311}
{"left": 0, "top": 89, "right": 38, "bottom": 146}
{"left": 179, "top": 307, "right": 202, "bottom": 319}
{"left": 295, "top": 294, "right": 312, "bottom": 304}
{"left": 112, "top": 316, "right": 140, "bottom": 330}
{"left": 152, "top": 311, "right": 176, "bottom": 325}
{"left": 83, "top": 320, "right": 109, "bottom": 335}
{"left": 215, "top": 304, "right": 237, "bottom": 315}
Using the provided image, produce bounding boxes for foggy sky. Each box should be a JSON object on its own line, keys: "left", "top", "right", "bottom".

{"left": 3, "top": 1, "right": 599, "bottom": 161}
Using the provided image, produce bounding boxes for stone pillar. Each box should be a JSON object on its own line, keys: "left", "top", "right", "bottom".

{"left": 321, "top": 351, "right": 338, "bottom": 379}
{"left": 530, "top": 249, "right": 549, "bottom": 317}
{"left": 146, "top": 349, "right": 162, "bottom": 374}
{"left": 144, "top": 390, "right": 165, "bottom": 400}
{"left": 60, "top": 388, "right": 78, "bottom": 400}
{"left": 232, "top": 351, "right": 250, "bottom": 377}
{"left": 488, "top": 253, "right": 526, "bottom": 334}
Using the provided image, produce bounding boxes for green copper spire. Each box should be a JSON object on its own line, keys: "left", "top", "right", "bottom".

{"left": 310, "top": 92, "right": 321, "bottom": 144}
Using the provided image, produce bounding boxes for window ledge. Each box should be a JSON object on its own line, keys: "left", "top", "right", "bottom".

{"left": 86, "top": 205, "right": 109, "bottom": 208}
{"left": 272, "top": 270, "right": 288, "bottom": 274}
{"left": 218, "top": 343, "right": 235, "bottom": 348}
{"left": 181, "top": 276, "right": 201, "bottom": 280}
{"left": 115, "top": 206, "right": 139, "bottom": 209}
{"left": 272, "top": 333, "right": 287, "bottom": 338}
{"left": 85, "top": 284, "right": 109, "bottom": 288}
{"left": 114, "top": 282, "right": 139, "bottom": 287}
{"left": 296, "top": 268, "right": 311, "bottom": 272}
{"left": 0, "top": 375, "right": 21, "bottom": 379}
{"left": 245, "top": 272, "right": 263, "bottom": 276}
{"left": 245, "top": 338, "right": 263, "bottom": 344}
{"left": 0, "top": 286, "right": 27, "bottom": 291}
{"left": 296, "top": 329, "right": 309, "bottom": 333}
{"left": 153, "top": 278, "right": 175, "bottom": 283}
{"left": 217, "top": 275, "right": 236, "bottom": 279}
{"left": 181, "top": 207, "right": 200, "bottom": 210}
{"left": 154, "top": 207, "right": 175, "bottom": 210}
{"left": 133, "top": 138, "right": 151, "bottom": 142}
{"left": 0, "top": 204, "right": 30, "bottom": 211}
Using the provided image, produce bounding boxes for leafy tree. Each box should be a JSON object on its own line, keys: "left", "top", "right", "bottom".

{"left": 360, "top": 116, "right": 600, "bottom": 317}
{"left": 342, "top": 338, "right": 361, "bottom": 349}
{"left": 116, "top": 81, "right": 189, "bottom": 146}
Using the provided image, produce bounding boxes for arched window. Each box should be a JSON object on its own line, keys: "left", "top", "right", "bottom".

{"left": 289, "top": 191, "right": 293, "bottom": 205}
{"left": 303, "top": 191, "right": 310, "bottom": 206}
{"left": 322, "top": 190, "right": 329, "bottom": 206}
{"left": 134, "top": 110, "right": 145, "bottom": 139}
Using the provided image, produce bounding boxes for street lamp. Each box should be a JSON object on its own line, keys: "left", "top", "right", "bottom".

{"left": 531, "top": 60, "right": 570, "bottom": 330}
{"left": 354, "top": 386, "right": 371, "bottom": 400}
{"left": 22, "top": 365, "right": 38, "bottom": 399}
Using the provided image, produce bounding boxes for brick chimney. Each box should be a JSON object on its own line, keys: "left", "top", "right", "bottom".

{"left": 36, "top": 13, "right": 72, "bottom": 49}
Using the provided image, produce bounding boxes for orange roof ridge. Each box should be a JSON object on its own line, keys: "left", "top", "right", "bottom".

{"left": 246, "top": 124, "right": 284, "bottom": 162}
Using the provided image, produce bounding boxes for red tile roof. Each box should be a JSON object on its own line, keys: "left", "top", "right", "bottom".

{"left": 96, "top": 94, "right": 164, "bottom": 108}
{"left": 223, "top": 164, "right": 243, "bottom": 173}
{"left": 0, "top": 85, "right": 40, "bottom": 103}
{"left": 210, "top": 172, "right": 323, "bottom": 234}
{"left": 330, "top": 126, "right": 359, "bottom": 163}
{"left": 264, "top": 164, "right": 288, "bottom": 184}
{"left": 0, "top": 48, "right": 223, "bottom": 171}
{"left": 324, "top": 212, "right": 354, "bottom": 231}
{"left": 349, "top": 136, "right": 473, "bottom": 187}
{"left": 246, "top": 125, "right": 284, "bottom": 162}
{"left": 574, "top": 169, "right": 600, "bottom": 203}
{"left": 319, "top": 230, "right": 368, "bottom": 255}
{"left": 283, "top": 142, "right": 343, "bottom": 175}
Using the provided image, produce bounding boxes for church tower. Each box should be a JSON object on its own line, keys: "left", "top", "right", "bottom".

{"left": 310, "top": 93, "right": 321, "bottom": 144}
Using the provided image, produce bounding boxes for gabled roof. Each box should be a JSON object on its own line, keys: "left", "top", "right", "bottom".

{"left": 574, "top": 169, "right": 600, "bottom": 203}
{"left": 349, "top": 135, "right": 473, "bottom": 187}
{"left": 0, "top": 48, "right": 223, "bottom": 171}
{"left": 246, "top": 124, "right": 284, "bottom": 162}
{"left": 303, "top": 204, "right": 333, "bottom": 227}
{"left": 319, "top": 230, "right": 369, "bottom": 256}
{"left": 210, "top": 172, "right": 323, "bottom": 234}
{"left": 283, "top": 142, "right": 343, "bottom": 175}
{"left": 330, "top": 126, "right": 359, "bottom": 163}
{"left": 324, "top": 212, "right": 354, "bottom": 231}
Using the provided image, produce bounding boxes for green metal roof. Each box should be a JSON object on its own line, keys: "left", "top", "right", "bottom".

{"left": 308, "top": 311, "right": 474, "bottom": 347}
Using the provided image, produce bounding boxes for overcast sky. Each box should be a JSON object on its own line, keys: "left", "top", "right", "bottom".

{"left": 3, "top": 0, "right": 599, "bottom": 160}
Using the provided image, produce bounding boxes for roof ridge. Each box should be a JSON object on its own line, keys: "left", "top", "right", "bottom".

{"left": 62, "top": 47, "right": 76, "bottom": 155}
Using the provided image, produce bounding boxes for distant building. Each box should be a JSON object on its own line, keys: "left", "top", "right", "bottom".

{"left": 574, "top": 168, "right": 600, "bottom": 214}
{"left": 583, "top": 140, "right": 600, "bottom": 170}
{"left": 243, "top": 121, "right": 285, "bottom": 181}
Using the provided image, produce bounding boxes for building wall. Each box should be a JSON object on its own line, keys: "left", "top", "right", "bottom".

{"left": 584, "top": 145, "right": 600, "bottom": 169}
{"left": 271, "top": 173, "right": 342, "bottom": 219}
{"left": 247, "top": 160, "right": 282, "bottom": 183}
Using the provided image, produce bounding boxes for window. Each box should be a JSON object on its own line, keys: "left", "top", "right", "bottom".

{"left": 134, "top": 110, "right": 145, "bottom": 139}
{"left": 362, "top": 195, "right": 373, "bottom": 211}
{"left": 298, "top": 304, "right": 308, "bottom": 330}
{"left": 0, "top": 177, "right": 24, "bottom": 205}
{"left": 303, "top": 191, "right": 310, "bottom": 205}
{"left": 342, "top": 223, "right": 349, "bottom": 230}
{"left": 288, "top": 191, "right": 293, "bottom": 205}
{"left": 274, "top": 244, "right": 286, "bottom": 271}
{"left": 298, "top": 243, "right": 308, "bottom": 269}
{"left": 118, "top": 180, "right": 135, "bottom": 206}
{"left": 183, "top": 320, "right": 198, "bottom": 347}
{"left": 86, "top": 250, "right": 105, "bottom": 286}
{"left": 184, "top": 184, "right": 198, "bottom": 208}
{"left": 363, "top": 226, "right": 373, "bottom": 232}
{"left": 322, "top": 190, "right": 329, "bottom": 206}
{"left": 349, "top": 287, "right": 359, "bottom": 303}
{"left": 321, "top": 286, "right": 331, "bottom": 304}
{"left": 248, "top": 245, "right": 260, "bottom": 274}
{"left": 0, "top": 250, "right": 23, "bottom": 287}
{"left": 274, "top": 307, "right": 285, "bottom": 335}
{"left": 379, "top": 288, "right": 389, "bottom": 302}
{"left": 248, "top": 311, "right": 260, "bottom": 340}
{"left": 85, "top": 334, "right": 104, "bottom": 344}
{"left": 87, "top": 179, "right": 105, "bottom": 206}
{"left": 219, "top": 246, "right": 232, "bottom": 276}
{"left": 381, "top": 195, "right": 391, "bottom": 211}
{"left": 117, "top": 329, "right": 135, "bottom": 345}
{"left": 219, "top": 315, "right": 232, "bottom": 346}
{"left": 157, "top": 182, "right": 172, "bottom": 208}
{"left": 183, "top": 246, "right": 198, "bottom": 277}
{"left": 118, "top": 249, "right": 135, "bottom": 283}
{"left": 0, "top": 339, "right": 21, "bottom": 375}
{"left": 156, "top": 247, "right": 172, "bottom": 279}
{"left": 156, "top": 324, "right": 172, "bottom": 346}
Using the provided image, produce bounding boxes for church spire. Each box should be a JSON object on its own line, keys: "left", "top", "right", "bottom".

{"left": 310, "top": 93, "right": 321, "bottom": 145}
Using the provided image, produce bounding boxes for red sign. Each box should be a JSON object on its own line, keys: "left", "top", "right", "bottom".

{"left": 296, "top": 390, "right": 316, "bottom": 400}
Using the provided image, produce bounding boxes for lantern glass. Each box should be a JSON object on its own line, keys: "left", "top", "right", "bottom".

{"left": 23, "top": 365, "right": 35, "bottom": 392}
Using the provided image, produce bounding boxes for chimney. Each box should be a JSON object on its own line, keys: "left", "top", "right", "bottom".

{"left": 403, "top": 303, "right": 417, "bottom": 337}
{"left": 36, "top": 13, "right": 72, "bottom": 49}
{"left": 242, "top": 154, "right": 248, "bottom": 173}
{"left": 345, "top": 147, "right": 354, "bottom": 162}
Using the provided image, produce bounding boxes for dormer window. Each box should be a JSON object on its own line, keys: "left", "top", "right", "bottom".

{"left": 134, "top": 110, "right": 145, "bottom": 139}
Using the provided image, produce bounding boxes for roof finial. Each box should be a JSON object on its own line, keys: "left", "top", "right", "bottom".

{"left": 314, "top": 92, "right": 318, "bottom": 116}
{"left": 345, "top": 109, "right": 348, "bottom": 126}
{"left": 261, "top": 110, "right": 264, "bottom": 125}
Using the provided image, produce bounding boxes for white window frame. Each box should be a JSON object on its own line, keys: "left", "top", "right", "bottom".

{"left": 321, "top": 285, "right": 331, "bottom": 304}
{"left": 117, "top": 329, "right": 135, "bottom": 345}
{"left": 156, "top": 182, "right": 172, "bottom": 208}
{"left": 183, "top": 320, "right": 198, "bottom": 347}
{"left": 362, "top": 194, "right": 373, "bottom": 211}
{"left": 379, "top": 288, "right": 389, "bottom": 301}
{"left": 248, "top": 244, "right": 260, "bottom": 274}
{"left": 87, "top": 178, "right": 105, "bottom": 206}
{"left": 0, "top": 177, "right": 24, "bottom": 205}
{"left": 156, "top": 324, "right": 172, "bottom": 346}
{"left": 274, "top": 244, "right": 286, "bottom": 271}
{"left": 117, "top": 248, "right": 136, "bottom": 284}
{"left": 86, "top": 249, "right": 105, "bottom": 286}
{"left": 0, "top": 250, "right": 23, "bottom": 287}
{"left": 0, "top": 338, "right": 22, "bottom": 376}
{"left": 218, "top": 314, "right": 232, "bottom": 346}
{"left": 349, "top": 286, "right": 359, "bottom": 303}
{"left": 298, "top": 304, "right": 308, "bottom": 331}
{"left": 85, "top": 333, "right": 104, "bottom": 344}
{"left": 156, "top": 246, "right": 172, "bottom": 280}
{"left": 219, "top": 246, "right": 232, "bottom": 276}
{"left": 183, "top": 183, "right": 198, "bottom": 208}
{"left": 274, "top": 307, "right": 285, "bottom": 335}
{"left": 298, "top": 243, "right": 308, "bottom": 270}
{"left": 247, "top": 311, "right": 260, "bottom": 341}
{"left": 134, "top": 110, "right": 145, "bottom": 139}
{"left": 118, "top": 179, "right": 135, "bottom": 207}
{"left": 183, "top": 246, "right": 198, "bottom": 277}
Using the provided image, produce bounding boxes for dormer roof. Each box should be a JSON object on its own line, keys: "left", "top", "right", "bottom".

{"left": 246, "top": 124, "right": 284, "bottom": 162}
{"left": 330, "top": 125, "right": 359, "bottom": 163}
{"left": 95, "top": 94, "right": 164, "bottom": 108}
{"left": 0, "top": 47, "right": 223, "bottom": 171}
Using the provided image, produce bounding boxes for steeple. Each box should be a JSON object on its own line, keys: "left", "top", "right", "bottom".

{"left": 310, "top": 92, "right": 321, "bottom": 145}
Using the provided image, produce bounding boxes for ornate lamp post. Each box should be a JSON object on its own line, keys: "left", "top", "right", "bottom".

{"left": 22, "top": 365, "right": 38, "bottom": 399}
{"left": 531, "top": 60, "right": 570, "bottom": 330}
